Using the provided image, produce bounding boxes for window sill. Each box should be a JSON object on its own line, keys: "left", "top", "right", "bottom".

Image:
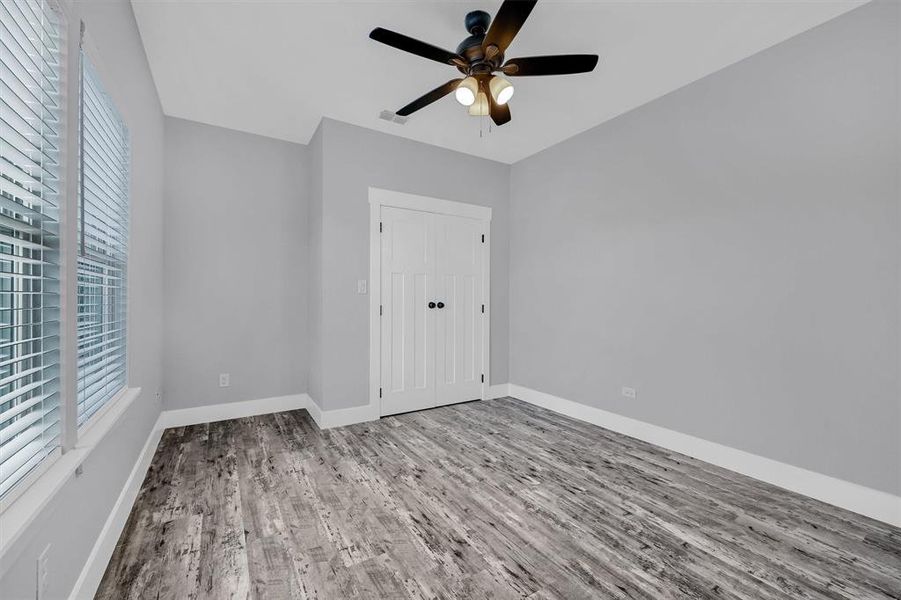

{"left": 79, "top": 385, "right": 131, "bottom": 438}
{"left": 0, "top": 386, "right": 143, "bottom": 566}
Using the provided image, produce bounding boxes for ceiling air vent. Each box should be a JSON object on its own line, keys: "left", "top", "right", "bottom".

{"left": 379, "top": 110, "right": 408, "bottom": 125}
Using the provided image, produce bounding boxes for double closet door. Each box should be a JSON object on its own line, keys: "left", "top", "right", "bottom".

{"left": 380, "top": 206, "right": 487, "bottom": 417}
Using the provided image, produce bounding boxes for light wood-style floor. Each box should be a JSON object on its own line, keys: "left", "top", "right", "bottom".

{"left": 97, "top": 397, "right": 901, "bottom": 599}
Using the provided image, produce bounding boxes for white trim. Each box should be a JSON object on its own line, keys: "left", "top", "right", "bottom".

{"left": 66, "top": 390, "right": 467, "bottom": 599}
{"left": 306, "top": 390, "right": 513, "bottom": 429}
{"left": 306, "top": 395, "right": 323, "bottom": 426}
{"left": 156, "top": 392, "right": 380, "bottom": 433}
{"left": 77, "top": 385, "right": 129, "bottom": 437}
{"left": 480, "top": 222, "right": 491, "bottom": 403}
{"left": 368, "top": 187, "right": 492, "bottom": 221}
{"left": 156, "top": 394, "right": 309, "bottom": 430}
{"left": 369, "top": 187, "right": 492, "bottom": 418}
{"left": 56, "top": 385, "right": 901, "bottom": 600}
{"left": 59, "top": 0, "right": 79, "bottom": 454}
{"left": 69, "top": 392, "right": 311, "bottom": 599}
{"left": 68, "top": 426, "right": 162, "bottom": 600}
{"left": 508, "top": 384, "right": 901, "bottom": 527}
{"left": 0, "top": 387, "right": 142, "bottom": 569}
{"left": 306, "top": 396, "right": 380, "bottom": 430}
{"left": 368, "top": 196, "right": 381, "bottom": 422}
{"left": 487, "top": 383, "right": 511, "bottom": 399}
{"left": 0, "top": 448, "right": 63, "bottom": 524}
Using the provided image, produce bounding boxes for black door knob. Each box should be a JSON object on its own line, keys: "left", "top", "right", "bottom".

{"left": 437, "top": 302, "right": 445, "bottom": 309}
{"left": 428, "top": 302, "right": 436, "bottom": 309}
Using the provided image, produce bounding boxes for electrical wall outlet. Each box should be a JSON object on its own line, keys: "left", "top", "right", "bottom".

{"left": 356, "top": 279, "right": 368, "bottom": 295}
{"left": 36, "top": 545, "right": 50, "bottom": 600}
{"left": 621, "top": 386, "right": 637, "bottom": 399}
{"left": 219, "top": 373, "right": 230, "bottom": 388}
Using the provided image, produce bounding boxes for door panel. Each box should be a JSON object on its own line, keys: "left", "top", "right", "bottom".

{"left": 435, "top": 214, "right": 484, "bottom": 407}
{"left": 380, "top": 207, "right": 435, "bottom": 416}
{"left": 380, "top": 205, "right": 486, "bottom": 417}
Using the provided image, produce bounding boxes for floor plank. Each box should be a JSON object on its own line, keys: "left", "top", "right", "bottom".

{"left": 96, "top": 398, "right": 901, "bottom": 599}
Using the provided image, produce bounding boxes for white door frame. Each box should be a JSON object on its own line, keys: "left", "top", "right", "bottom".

{"left": 369, "top": 187, "right": 492, "bottom": 417}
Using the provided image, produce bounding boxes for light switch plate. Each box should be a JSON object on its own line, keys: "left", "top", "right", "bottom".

{"left": 357, "top": 279, "right": 368, "bottom": 295}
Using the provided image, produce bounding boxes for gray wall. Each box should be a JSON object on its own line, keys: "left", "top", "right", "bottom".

{"left": 0, "top": 0, "right": 166, "bottom": 597}
{"left": 315, "top": 119, "right": 511, "bottom": 411}
{"left": 509, "top": 1, "right": 900, "bottom": 494}
{"left": 163, "top": 118, "right": 308, "bottom": 410}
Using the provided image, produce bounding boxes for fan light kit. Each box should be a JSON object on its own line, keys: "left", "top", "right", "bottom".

{"left": 454, "top": 75, "right": 513, "bottom": 108}
{"left": 455, "top": 76, "right": 478, "bottom": 106}
{"left": 469, "top": 92, "right": 490, "bottom": 116}
{"left": 370, "top": 0, "right": 599, "bottom": 127}
{"left": 488, "top": 76, "right": 514, "bottom": 105}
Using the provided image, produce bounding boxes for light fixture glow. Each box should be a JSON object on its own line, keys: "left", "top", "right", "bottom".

{"left": 489, "top": 76, "right": 514, "bottom": 105}
{"left": 455, "top": 77, "right": 478, "bottom": 106}
{"left": 468, "top": 91, "right": 490, "bottom": 116}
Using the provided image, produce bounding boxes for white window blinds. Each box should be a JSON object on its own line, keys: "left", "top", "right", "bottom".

{"left": 76, "top": 50, "right": 128, "bottom": 426}
{"left": 0, "top": 0, "right": 63, "bottom": 498}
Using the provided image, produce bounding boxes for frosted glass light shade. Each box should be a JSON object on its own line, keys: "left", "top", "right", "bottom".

{"left": 455, "top": 77, "right": 478, "bottom": 106}
{"left": 489, "top": 76, "right": 514, "bottom": 105}
{"left": 469, "top": 91, "right": 490, "bottom": 116}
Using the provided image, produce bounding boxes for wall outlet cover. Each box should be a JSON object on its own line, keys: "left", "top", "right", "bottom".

{"left": 219, "top": 373, "right": 230, "bottom": 387}
{"left": 621, "top": 386, "right": 637, "bottom": 399}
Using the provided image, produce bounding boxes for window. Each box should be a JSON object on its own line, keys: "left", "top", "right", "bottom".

{"left": 0, "top": 1, "right": 133, "bottom": 504}
{"left": 0, "top": 0, "right": 63, "bottom": 498}
{"left": 76, "top": 50, "right": 128, "bottom": 426}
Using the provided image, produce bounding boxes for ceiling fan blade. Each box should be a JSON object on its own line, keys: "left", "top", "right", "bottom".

{"left": 484, "top": 79, "right": 512, "bottom": 126}
{"left": 482, "top": 0, "right": 538, "bottom": 56}
{"left": 396, "top": 79, "right": 463, "bottom": 116}
{"left": 502, "top": 54, "right": 599, "bottom": 76}
{"left": 370, "top": 28, "right": 464, "bottom": 66}
{"left": 489, "top": 98, "right": 511, "bottom": 126}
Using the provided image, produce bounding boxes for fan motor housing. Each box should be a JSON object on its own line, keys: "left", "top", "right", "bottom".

{"left": 464, "top": 10, "right": 491, "bottom": 35}
{"left": 456, "top": 34, "right": 484, "bottom": 58}
{"left": 456, "top": 10, "right": 506, "bottom": 73}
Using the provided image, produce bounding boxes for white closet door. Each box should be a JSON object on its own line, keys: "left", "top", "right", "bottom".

{"left": 380, "top": 207, "right": 436, "bottom": 416}
{"left": 435, "top": 214, "right": 484, "bottom": 407}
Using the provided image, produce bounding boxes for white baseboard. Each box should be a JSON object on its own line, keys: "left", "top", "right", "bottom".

{"left": 487, "top": 383, "right": 511, "bottom": 399}
{"left": 156, "top": 393, "right": 380, "bottom": 431}
{"left": 1, "top": 388, "right": 142, "bottom": 576}
{"left": 306, "top": 395, "right": 323, "bottom": 426}
{"left": 70, "top": 393, "right": 312, "bottom": 599}
{"left": 74, "top": 384, "right": 896, "bottom": 600}
{"left": 156, "top": 393, "right": 310, "bottom": 429}
{"left": 66, "top": 387, "right": 515, "bottom": 599}
{"left": 306, "top": 384, "right": 512, "bottom": 429}
{"left": 68, "top": 425, "right": 163, "bottom": 600}
{"left": 306, "top": 396, "right": 379, "bottom": 429}
{"left": 508, "top": 384, "right": 901, "bottom": 527}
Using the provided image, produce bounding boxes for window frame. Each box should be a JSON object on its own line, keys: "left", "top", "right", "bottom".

{"left": 73, "top": 35, "right": 129, "bottom": 433}
{"left": 0, "top": 1, "right": 133, "bottom": 513}
{"left": 0, "top": 0, "right": 67, "bottom": 508}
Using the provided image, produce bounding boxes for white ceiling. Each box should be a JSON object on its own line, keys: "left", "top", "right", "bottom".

{"left": 131, "top": 0, "right": 863, "bottom": 164}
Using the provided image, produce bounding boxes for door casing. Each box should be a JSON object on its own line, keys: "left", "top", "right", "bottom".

{"left": 369, "top": 187, "right": 491, "bottom": 418}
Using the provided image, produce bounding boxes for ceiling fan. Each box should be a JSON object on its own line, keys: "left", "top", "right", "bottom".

{"left": 369, "top": 0, "right": 599, "bottom": 127}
